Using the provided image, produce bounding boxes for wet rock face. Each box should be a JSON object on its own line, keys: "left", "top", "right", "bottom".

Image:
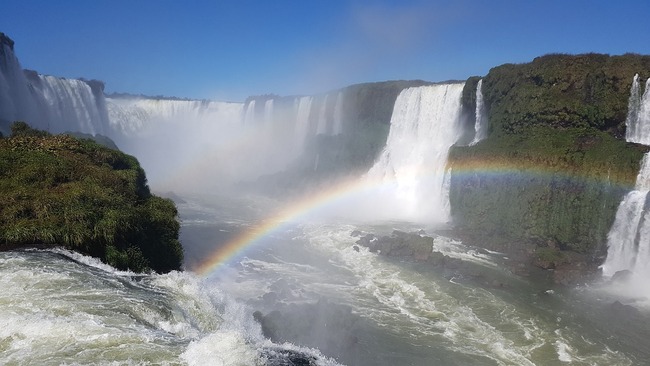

{"left": 0, "top": 32, "right": 14, "bottom": 50}
{"left": 355, "top": 230, "right": 433, "bottom": 261}
{"left": 261, "top": 347, "right": 318, "bottom": 366}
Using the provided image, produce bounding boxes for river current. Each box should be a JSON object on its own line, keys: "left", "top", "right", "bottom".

{"left": 2, "top": 194, "right": 649, "bottom": 365}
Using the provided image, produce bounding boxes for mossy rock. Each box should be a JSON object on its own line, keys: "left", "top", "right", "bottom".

{"left": 0, "top": 122, "right": 183, "bottom": 273}
{"left": 482, "top": 53, "right": 650, "bottom": 138}
{"left": 448, "top": 126, "right": 648, "bottom": 256}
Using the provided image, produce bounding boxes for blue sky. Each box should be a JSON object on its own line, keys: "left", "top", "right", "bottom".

{"left": 2, "top": 0, "right": 650, "bottom": 101}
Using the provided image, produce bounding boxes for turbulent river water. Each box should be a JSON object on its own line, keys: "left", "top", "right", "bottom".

{"left": 3, "top": 194, "right": 650, "bottom": 366}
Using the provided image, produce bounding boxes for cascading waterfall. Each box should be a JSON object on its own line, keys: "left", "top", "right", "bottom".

{"left": 333, "top": 92, "right": 343, "bottom": 135}
{"left": 316, "top": 95, "right": 329, "bottom": 135}
{"left": 469, "top": 79, "right": 487, "bottom": 145}
{"left": 365, "top": 83, "right": 464, "bottom": 223}
{"left": 0, "top": 36, "right": 108, "bottom": 135}
{"left": 243, "top": 100, "right": 256, "bottom": 125}
{"left": 106, "top": 97, "right": 245, "bottom": 136}
{"left": 33, "top": 75, "right": 110, "bottom": 135}
{"left": 294, "top": 96, "right": 313, "bottom": 154}
{"left": 602, "top": 155, "right": 650, "bottom": 278}
{"left": 625, "top": 74, "right": 650, "bottom": 144}
{"left": 2, "top": 33, "right": 357, "bottom": 192}
{"left": 264, "top": 99, "right": 274, "bottom": 125}
{"left": 602, "top": 74, "right": 650, "bottom": 286}
{"left": 0, "top": 36, "right": 41, "bottom": 127}
{"left": 106, "top": 97, "right": 249, "bottom": 191}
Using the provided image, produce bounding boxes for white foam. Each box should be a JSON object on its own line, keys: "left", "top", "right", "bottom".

{"left": 555, "top": 340, "right": 573, "bottom": 363}
{"left": 181, "top": 330, "right": 260, "bottom": 366}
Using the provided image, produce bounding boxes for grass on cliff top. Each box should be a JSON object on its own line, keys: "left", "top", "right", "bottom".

{"left": 482, "top": 53, "right": 650, "bottom": 136}
{"left": 0, "top": 122, "right": 183, "bottom": 273}
{"left": 449, "top": 126, "right": 648, "bottom": 188}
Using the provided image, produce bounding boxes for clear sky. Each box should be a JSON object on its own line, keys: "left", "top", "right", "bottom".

{"left": 2, "top": 0, "right": 650, "bottom": 102}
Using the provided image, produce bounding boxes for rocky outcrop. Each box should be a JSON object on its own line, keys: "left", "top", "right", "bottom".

{"left": 449, "top": 54, "right": 650, "bottom": 283}
{"left": 354, "top": 230, "right": 433, "bottom": 261}
{"left": 0, "top": 123, "right": 183, "bottom": 273}
{"left": 481, "top": 53, "right": 650, "bottom": 137}
{"left": 0, "top": 32, "right": 14, "bottom": 50}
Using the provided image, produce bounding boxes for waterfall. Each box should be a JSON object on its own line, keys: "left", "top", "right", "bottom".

{"left": 107, "top": 97, "right": 244, "bottom": 135}
{"left": 33, "top": 75, "right": 110, "bottom": 135}
{"left": 602, "top": 75, "right": 650, "bottom": 283}
{"left": 470, "top": 79, "right": 488, "bottom": 145}
{"left": 0, "top": 37, "right": 42, "bottom": 128}
{"left": 625, "top": 74, "right": 650, "bottom": 145}
{"left": 243, "top": 100, "right": 256, "bottom": 125}
{"left": 263, "top": 99, "right": 274, "bottom": 125}
{"left": 332, "top": 92, "right": 343, "bottom": 135}
{"left": 316, "top": 95, "right": 329, "bottom": 135}
{"left": 0, "top": 36, "right": 109, "bottom": 135}
{"left": 602, "top": 155, "right": 650, "bottom": 276}
{"left": 294, "top": 96, "right": 313, "bottom": 153}
{"left": 365, "top": 83, "right": 465, "bottom": 223}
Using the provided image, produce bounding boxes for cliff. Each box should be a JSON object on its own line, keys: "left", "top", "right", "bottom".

{"left": 481, "top": 53, "right": 650, "bottom": 137}
{"left": 449, "top": 54, "right": 650, "bottom": 276}
{"left": 299, "top": 80, "right": 434, "bottom": 175}
{"left": 0, "top": 122, "right": 183, "bottom": 273}
{"left": 253, "top": 80, "right": 434, "bottom": 193}
{"left": 0, "top": 32, "right": 14, "bottom": 51}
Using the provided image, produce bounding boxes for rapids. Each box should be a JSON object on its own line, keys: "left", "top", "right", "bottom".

{"left": 5, "top": 194, "right": 647, "bottom": 365}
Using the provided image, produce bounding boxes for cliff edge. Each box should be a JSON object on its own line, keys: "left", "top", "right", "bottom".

{"left": 449, "top": 54, "right": 650, "bottom": 282}
{"left": 0, "top": 122, "right": 183, "bottom": 273}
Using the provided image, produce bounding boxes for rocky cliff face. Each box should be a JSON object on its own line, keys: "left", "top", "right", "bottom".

{"left": 482, "top": 53, "right": 650, "bottom": 137}
{"left": 449, "top": 54, "right": 650, "bottom": 277}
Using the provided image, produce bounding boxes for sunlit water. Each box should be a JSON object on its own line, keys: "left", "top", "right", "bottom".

{"left": 2, "top": 195, "right": 650, "bottom": 365}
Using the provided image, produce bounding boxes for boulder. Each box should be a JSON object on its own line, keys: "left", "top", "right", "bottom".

{"left": 354, "top": 230, "right": 433, "bottom": 261}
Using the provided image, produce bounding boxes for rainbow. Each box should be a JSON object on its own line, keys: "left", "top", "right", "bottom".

{"left": 193, "top": 176, "right": 377, "bottom": 276}
{"left": 193, "top": 156, "right": 639, "bottom": 277}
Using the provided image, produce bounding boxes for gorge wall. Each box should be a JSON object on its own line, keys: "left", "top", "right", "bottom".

{"left": 448, "top": 54, "right": 650, "bottom": 272}
{"left": 0, "top": 33, "right": 110, "bottom": 136}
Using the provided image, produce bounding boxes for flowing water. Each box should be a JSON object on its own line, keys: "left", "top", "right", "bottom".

{"left": 470, "top": 79, "right": 488, "bottom": 145}
{"left": 365, "top": 84, "right": 464, "bottom": 223}
{"left": 4, "top": 196, "right": 650, "bottom": 365}
{"left": 602, "top": 75, "right": 650, "bottom": 303}
{"left": 3, "top": 38, "right": 650, "bottom": 365}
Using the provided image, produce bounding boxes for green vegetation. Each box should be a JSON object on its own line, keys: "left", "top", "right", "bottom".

{"left": 449, "top": 54, "right": 650, "bottom": 270}
{"left": 482, "top": 53, "right": 650, "bottom": 137}
{"left": 0, "top": 122, "right": 183, "bottom": 273}
{"left": 449, "top": 125, "right": 648, "bottom": 258}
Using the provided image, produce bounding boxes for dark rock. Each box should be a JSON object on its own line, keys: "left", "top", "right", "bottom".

{"left": 350, "top": 230, "right": 362, "bottom": 237}
{"left": 609, "top": 301, "right": 641, "bottom": 319}
{"left": 427, "top": 251, "right": 447, "bottom": 266}
{"left": 352, "top": 245, "right": 360, "bottom": 252}
{"left": 356, "top": 230, "right": 433, "bottom": 261}
{"left": 261, "top": 347, "right": 318, "bottom": 366}
{"left": 355, "top": 233, "right": 376, "bottom": 250}
{"left": 611, "top": 270, "right": 633, "bottom": 283}
{"left": 0, "top": 32, "right": 15, "bottom": 50}
{"left": 262, "top": 292, "right": 279, "bottom": 303}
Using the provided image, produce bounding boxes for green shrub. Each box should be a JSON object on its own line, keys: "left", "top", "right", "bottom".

{"left": 482, "top": 53, "right": 650, "bottom": 137}
{"left": 0, "top": 122, "right": 183, "bottom": 273}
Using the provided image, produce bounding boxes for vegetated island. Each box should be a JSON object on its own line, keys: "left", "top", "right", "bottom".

{"left": 0, "top": 121, "right": 183, "bottom": 273}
